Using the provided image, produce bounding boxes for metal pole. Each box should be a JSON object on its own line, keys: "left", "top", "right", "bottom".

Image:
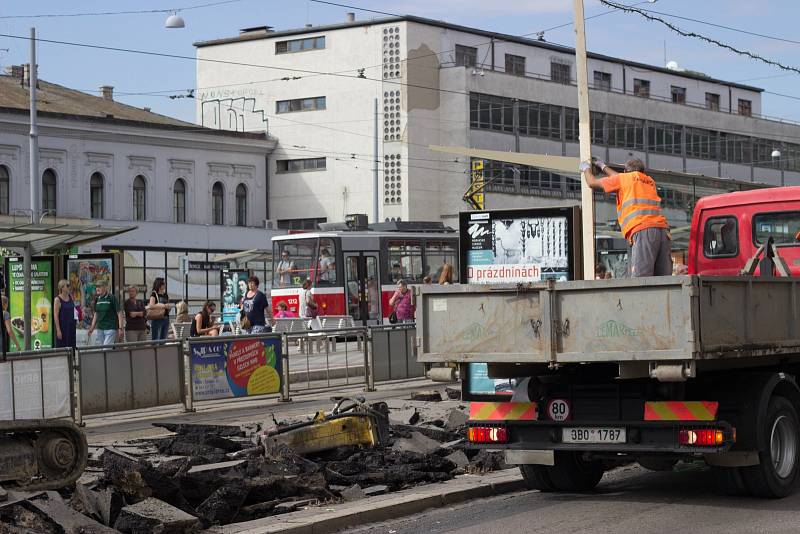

{"left": 573, "top": 1, "right": 595, "bottom": 280}
{"left": 373, "top": 98, "right": 379, "bottom": 224}
{"left": 25, "top": 27, "right": 39, "bottom": 350}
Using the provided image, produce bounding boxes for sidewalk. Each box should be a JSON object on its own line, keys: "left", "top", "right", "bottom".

{"left": 208, "top": 470, "right": 525, "bottom": 534}
{"left": 82, "top": 377, "right": 436, "bottom": 444}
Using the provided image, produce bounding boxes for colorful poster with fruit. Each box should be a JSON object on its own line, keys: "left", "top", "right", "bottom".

{"left": 190, "top": 336, "right": 281, "bottom": 401}
{"left": 6, "top": 257, "right": 54, "bottom": 352}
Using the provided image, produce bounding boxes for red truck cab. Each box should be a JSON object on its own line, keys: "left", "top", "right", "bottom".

{"left": 689, "top": 186, "right": 800, "bottom": 276}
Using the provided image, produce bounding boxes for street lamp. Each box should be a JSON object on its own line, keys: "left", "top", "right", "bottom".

{"left": 165, "top": 11, "right": 185, "bottom": 29}
{"left": 772, "top": 149, "right": 782, "bottom": 159}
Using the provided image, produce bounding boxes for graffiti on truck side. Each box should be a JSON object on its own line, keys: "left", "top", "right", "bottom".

{"left": 597, "top": 320, "right": 641, "bottom": 338}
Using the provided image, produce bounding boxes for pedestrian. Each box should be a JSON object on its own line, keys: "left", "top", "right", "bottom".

{"left": 298, "top": 279, "right": 319, "bottom": 319}
{"left": 54, "top": 279, "right": 77, "bottom": 348}
{"left": 438, "top": 262, "right": 454, "bottom": 285}
{"left": 240, "top": 275, "right": 272, "bottom": 333}
{"left": 191, "top": 301, "right": 220, "bottom": 337}
{"left": 174, "top": 301, "right": 191, "bottom": 323}
{"left": 123, "top": 286, "right": 147, "bottom": 342}
{"left": 318, "top": 247, "right": 336, "bottom": 284}
{"left": 595, "top": 264, "right": 607, "bottom": 280}
{"left": 581, "top": 158, "right": 672, "bottom": 277}
{"left": 2, "top": 296, "right": 20, "bottom": 353}
{"left": 147, "top": 278, "right": 173, "bottom": 340}
{"left": 274, "top": 301, "right": 297, "bottom": 318}
{"left": 276, "top": 250, "right": 296, "bottom": 287}
{"left": 87, "top": 280, "right": 123, "bottom": 346}
{"left": 389, "top": 279, "right": 415, "bottom": 322}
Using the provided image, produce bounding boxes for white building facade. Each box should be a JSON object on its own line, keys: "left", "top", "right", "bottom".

{"left": 0, "top": 71, "right": 280, "bottom": 306}
{"left": 195, "top": 15, "right": 800, "bottom": 229}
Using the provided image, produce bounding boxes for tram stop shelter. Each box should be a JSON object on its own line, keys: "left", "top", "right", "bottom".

{"left": 213, "top": 248, "right": 273, "bottom": 269}
{"left": 0, "top": 217, "right": 135, "bottom": 350}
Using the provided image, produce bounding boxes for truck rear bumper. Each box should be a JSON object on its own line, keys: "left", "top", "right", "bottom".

{"left": 469, "top": 420, "right": 735, "bottom": 455}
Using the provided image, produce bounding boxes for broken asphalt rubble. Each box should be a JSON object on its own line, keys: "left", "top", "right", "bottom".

{"left": 0, "top": 395, "right": 508, "bottom": 532}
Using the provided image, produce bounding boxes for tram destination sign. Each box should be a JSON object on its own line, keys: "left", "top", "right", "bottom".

{"left": 189, "top": 260, "right": 230, "bottom": 271}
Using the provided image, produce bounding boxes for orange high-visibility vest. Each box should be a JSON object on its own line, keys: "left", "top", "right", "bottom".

{"left": 613, "top": 172, "right": 669, "bottom": 239}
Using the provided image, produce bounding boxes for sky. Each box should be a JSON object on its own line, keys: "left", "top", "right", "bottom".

{"left": 0, "top": 0, "right": 798, "bottom": 123}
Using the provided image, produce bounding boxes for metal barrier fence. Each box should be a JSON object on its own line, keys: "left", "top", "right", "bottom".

{"left": 369, "top": 324, "right": 424, "bottom": 383}
{"left": 1, "top": 322, "right": 422, "bottom": 424}
{"left": 0, "top": 348, "right": 75, "bottom": 420}
{"left": 76, "top": 339, "right": 184, "bottom": 422}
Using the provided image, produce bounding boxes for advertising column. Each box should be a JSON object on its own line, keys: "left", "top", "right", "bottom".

{"left": 5, "top": 256, "right": 54, "bottom": 352}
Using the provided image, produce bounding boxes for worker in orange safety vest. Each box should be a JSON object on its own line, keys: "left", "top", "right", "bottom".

{"left": 581, "top": 158, "right": 672, "bottom": 277}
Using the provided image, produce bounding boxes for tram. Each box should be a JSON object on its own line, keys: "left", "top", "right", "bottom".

{"left": 270, "top": 217, "right": 457, "bottom": 324}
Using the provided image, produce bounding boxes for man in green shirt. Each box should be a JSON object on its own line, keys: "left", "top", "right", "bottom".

{"left": 87, "top": 280, "right": 123, "bottom": 346}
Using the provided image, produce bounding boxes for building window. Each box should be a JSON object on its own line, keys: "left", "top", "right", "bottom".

{"left": 633, "top": 78, "right": 650, "bottom": 98}
{"left": 42, "top": 169, "right": 57, "bottom": 214}
{"left": 505, "top": 54, "right": 525, "bottom": 76}
{"left": 90, "top": 172, "right": 104, "bottom": 219}
{"left": 738, "top": 99, "right": 752, "bottom": 117}
{"left": 607, "top": 114, "right": 645, "bottom": 149}
{"left": 277, "top": 217, "right": 326, "bottom": 230}
{"left": 173, "top": 178, "right": 186, "bottom": 223}
{"left": 275, "top": 36, "right": 325, "bottom": 54}
{"left": 671, "top": 86, "right": 686, "bottom": 104}
{"left": 648, "top": 121, "right": 683, "bottom": 155}
{"left": 132, "top": 175, "right": 146, "bottom": 221}
{"left": 236, "top": 184, "right": 247, "bottom": 227}
{"left": 706, "top": 92, "right": 720, "bottom": 111}
{"left": 455, "top": 44, "right": 477, "bottom": 67}
{"left": 551, "top": 62, "right": 570, "bottom": 84}
{"left": 276, "top": 96, "right": 326, "bottom": 114}
{"left": 686, "top": 127, "right": 718, "bottom": 160}
{"left": 276, "top": 157, "right": 327, "bottom": 173}
{"left": 0, "top": 165, "right": 9, "bottom": 215}
{"left": 593, "top": 71, "right": 611, "bottom": 91}
{"left": 212, "top": 182, "right": 224, "bottom": 225}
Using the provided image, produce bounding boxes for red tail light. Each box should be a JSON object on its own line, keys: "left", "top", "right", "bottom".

{"left": 468, "top": 425, "right": 508, "bottom": 444}
{"left": 678, "top": 428, "right": 725, "bottom": 446}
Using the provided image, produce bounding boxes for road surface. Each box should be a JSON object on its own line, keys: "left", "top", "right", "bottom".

{"left": 352, "top": 463, "right": 800, "bottom": 534}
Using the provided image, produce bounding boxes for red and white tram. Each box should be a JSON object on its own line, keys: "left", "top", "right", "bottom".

{"left": 271, "top": 220, "right": 457, "bottom": 324}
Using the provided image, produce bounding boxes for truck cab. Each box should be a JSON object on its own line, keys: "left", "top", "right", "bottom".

{"left": 689, "top": 186, "right": 800, "bottom": 276}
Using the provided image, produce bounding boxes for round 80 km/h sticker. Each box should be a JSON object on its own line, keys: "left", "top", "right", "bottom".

{"left": 547, "top": 399, "right": 571, "bottom": 421}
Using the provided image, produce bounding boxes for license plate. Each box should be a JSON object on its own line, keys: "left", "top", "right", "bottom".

{"left": 562, "top": 427, "right": 626, "bottom": 444}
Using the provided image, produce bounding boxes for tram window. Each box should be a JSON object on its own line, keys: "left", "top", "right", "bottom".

{"left": 317, "top": 238, "right": 337, "bottom": 285}
{"left": 273, "top": 238, "right": 317, "bottom": 287}
{"left": 388, "top": 240, "right": 424, "bottom": 283}
{"left": 425, "top": 240, "right": 458, "bottom": 283}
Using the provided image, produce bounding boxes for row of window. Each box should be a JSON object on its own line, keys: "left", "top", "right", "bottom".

{"left": 276, "top": 96, "right": 326, "bottom": 114}
{"left": 469, "top": 92, "right": 800, "bottom": 171}
{"left": 0, "top": 166, "right": 249, "bottom": 225}
{"left": 276, "top": 36, "right": 325, "bottom": 54}
{"left": 453, "top": 43, "right": 753, "bottom": 115}
{"left": 276, "top": 157, "right": 327, "bottom": 173}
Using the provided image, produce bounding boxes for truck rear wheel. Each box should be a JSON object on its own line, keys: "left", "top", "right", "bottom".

{"left": 741, "top": 396, "right": 800, "bottom": 498}
{"left": 545, "top": 451, "right": 604, "bottom": 492}
{"left": 519, "top": 464, "right": 556, "bottom": 492}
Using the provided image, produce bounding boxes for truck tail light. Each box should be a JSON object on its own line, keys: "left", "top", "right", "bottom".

{"left": 678, "top": 428, "right": 725, "bottom": 446}
{"left": 468, "top": 425, "right": 508, "bottom": 444}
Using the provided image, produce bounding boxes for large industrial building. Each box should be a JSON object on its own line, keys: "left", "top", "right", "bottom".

{"left": 195, "top": 14, "right": 798, "bottom": 231}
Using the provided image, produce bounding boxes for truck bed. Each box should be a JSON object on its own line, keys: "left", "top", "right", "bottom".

{"left": 416, "top": 275, "right": 800, "bottom": 366}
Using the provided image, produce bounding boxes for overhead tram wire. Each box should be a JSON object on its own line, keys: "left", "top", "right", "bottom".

{"left": 0, "top": 0, "right": 247, "bottom": 19}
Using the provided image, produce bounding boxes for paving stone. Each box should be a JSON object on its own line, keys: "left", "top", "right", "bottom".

{"left": 445, "top": 450, "right": 470, "bottom": 469}
{"left": 445, "top": 408, "right": 468, "bottom": 431}
{"left": 391, "top": 431, "right": 442, "bottom": 455}
{"left": 339, "top": 484, "right": 365, "bottom": 502}
{"left": 114, "top": 497, "right": 200, "bottom": 534}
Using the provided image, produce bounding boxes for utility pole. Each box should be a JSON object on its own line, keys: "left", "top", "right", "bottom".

{"left": 24, "top": 27, "right": 40, "bottom": 350}
{"left": 372, "top": 98, "right": 378, "bottom": 224}
{"left": 573, "top": 0, "right": 595, "bottom": 281}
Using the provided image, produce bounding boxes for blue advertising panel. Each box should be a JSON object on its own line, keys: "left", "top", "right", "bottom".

{"left": 191, "top": 336, "right": 281, "bottom": 401}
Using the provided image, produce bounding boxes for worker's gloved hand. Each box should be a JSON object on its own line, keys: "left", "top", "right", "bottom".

{"left": 579, "top": 161, "right": 592, "bottom": 172}
{"left": 594, "top": 159, "right": 606, "bottom": 170}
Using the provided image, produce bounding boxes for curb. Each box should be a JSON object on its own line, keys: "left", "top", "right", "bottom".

{"left": 208, "top": 469, "right": 524, "bottom": 534}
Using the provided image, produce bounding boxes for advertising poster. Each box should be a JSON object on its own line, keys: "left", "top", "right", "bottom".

{"left": 66, "top": 255, "right": 113, "bottom": 331}
{"left": 221, "top": 270, "right": 249, "bottom": 323}
{"left": 191, "top": 336, "right": 282, "bottom": 401}
{"left": 6, "top": 257, "right": 54, "bottom": 352}
{"left": 461, "top": 211, "right": 571, "bottom": 284}
{"left": 458, "top": 207, "right": 578, "bottom": 399}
